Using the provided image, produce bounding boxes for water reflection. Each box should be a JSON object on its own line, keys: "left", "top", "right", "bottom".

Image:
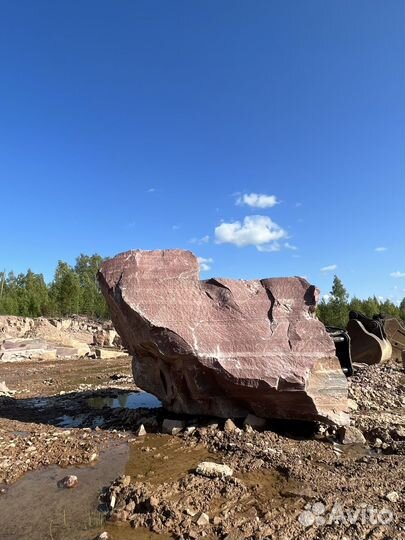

{"left": 86, "top": 391, "right": 161, "bottom": 411}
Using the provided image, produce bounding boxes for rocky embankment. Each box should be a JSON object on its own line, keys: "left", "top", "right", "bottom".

{"left": 98, "top": 362, "right": 405, "bottom": 540}
{"left": 0, "top": 315, "right": 126, "bottom": 361}
{"left": 0, "top": 349, "right": 404, "bottom": 539}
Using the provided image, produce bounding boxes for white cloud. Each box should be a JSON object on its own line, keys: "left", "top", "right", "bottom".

{"left": 215, "top": 215, "right": 287, "bottom": 250}
{"left": 322, "top": 294, "right": 331, "bottom": 302}
{"left": 190, "top": 235, "right": 210, "bottom": 245}
{"left": 236, "top": 193, "right": 279, "bottom": 209}
{"left": 320, "top": 264, "right": 337, "bottom": 273}
{"left": 295, "top": 202, "right": 303, "bottom": 208}
{"left": 197, "top": 256, "right": 213, "bottom": 272}
{"left": 172, "top": 224, "right": 181, "bottom": 231}
{"left": 390, "top": 271, "right": 405, "bottom": 278}
{"left": 375, "top": 247, "right": 387, "bottom": 252}
{"left": 284, "top": 242, "right": 297, "bottom": 250}
{"left": 147, "top": 187, "right": 156, "bottom": 193}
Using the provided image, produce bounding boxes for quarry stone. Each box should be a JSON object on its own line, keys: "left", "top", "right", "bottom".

{"left": 98, "top": 249, "right": 349, "bottom": 425}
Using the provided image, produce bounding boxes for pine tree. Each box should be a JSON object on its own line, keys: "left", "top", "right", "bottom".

{"left": 74, "top": 254, "right": 108, "bottom": 318}
{"left": 327, "top": 275, "right": 349, "bottom": 328}
{"left": 349, "top": 296, "right": 363, "bottom": 313}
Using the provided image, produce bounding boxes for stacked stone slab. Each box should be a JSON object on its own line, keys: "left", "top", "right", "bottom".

{"left": 98, "top": 249, "right": 348, "bottom": 425}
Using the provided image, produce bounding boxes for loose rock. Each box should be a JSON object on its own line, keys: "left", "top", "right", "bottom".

{"left": 57, "top": 475, "right": 78, "bottom": 489}
{"left": 135, "top": 424, "right": 147, "bottom": 437}
{"left": 337, "top": 425, "right": 366, "bottom": 445}
{"left": 194, "top": 511, "right": 210, "bottom": 526}
{"left": 195, "top": 461, "right": 233, "bottom": 478}
{"left": 386, "top": 491, "right": 400, "bottom": 503}
{"left": 224, "top": 419, "right": 237, "bottom": 432}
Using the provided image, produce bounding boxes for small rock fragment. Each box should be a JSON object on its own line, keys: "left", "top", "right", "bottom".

{"left": 110, "top": 509, "right": 129, "bottom": 522}
{"left": 195, "top": 461, "right": 233, "bottom": 478}
{"left": 148, "top": 495, "right": 159, "bottom": 509}
{"left": 120, "top": 475, "right": 131, "bottom": 487}
{"left": 97, "top": 532, "right": 109, "bottom": 540}
{"left": 224, "top": 419, "right": 237, "bottom": 432}
{"left": 194, "top": 511, "right": 210, "bottom": 526}
{"left": 386, "top": 491, "right": 400, "bottom": 503}
{"left": 0, "top": 381, "right": 13, "bottom": 396}
{"left": 337, "top": 426, "right": 366, "bottom": 445}
{"left": 57, "top": 475, "right": 78, "bottom": 489}
{"left": 135, "top": 424, "right": 147, "bottom": 437}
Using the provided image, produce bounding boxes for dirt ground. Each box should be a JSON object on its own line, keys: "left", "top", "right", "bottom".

{"left": 0, "top": 356, "right": 404, "bottom": 540}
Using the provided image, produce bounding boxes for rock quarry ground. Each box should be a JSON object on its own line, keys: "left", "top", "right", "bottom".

{"left": 0, "top": 325, "right": 404, "bottom": 539}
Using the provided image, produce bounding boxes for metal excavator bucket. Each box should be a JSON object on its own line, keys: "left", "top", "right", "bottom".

{"left": 326, "top": 326, "right": 353, "bottom": 377}
{"left": 382, "top": 317, "right": 405, "bottom": 363}
{"left": 346, "top": 311, "right": 392, "bottom": 365}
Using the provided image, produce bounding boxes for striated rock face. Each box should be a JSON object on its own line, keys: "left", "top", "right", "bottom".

{"left": 98, "top": 250, "right": 348, "bottom": 425}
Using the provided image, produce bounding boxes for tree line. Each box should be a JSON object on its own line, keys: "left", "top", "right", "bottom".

{"left": 0, "top": 254, "right": 109, "bottom": 319}
{"left": 317, "top": 275, "right": 405, "bottom": 328}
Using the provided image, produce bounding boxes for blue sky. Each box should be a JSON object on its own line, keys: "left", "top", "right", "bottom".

{"left": 0, "top": 1, "right": 404, "bottom": 303}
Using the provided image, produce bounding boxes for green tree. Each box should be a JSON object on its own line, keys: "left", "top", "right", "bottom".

{"left": 74, "top": 254, "right": 108, "bottom": 318}
{"left": 349, "top": 296, "right": 363, "bottom": 313}
{"left": 23, "top": 270, "right": 50, "bottom": 317}
{"left": 50, "top": 261, "right": 81, "bottom": 316}
{"left": 328, "top": 275, "right": 349, "bottom": 327}
{"left": 317, "top": 275, "right": 349, "bottom": 328}
{"left": 0, "top": 272, "right": 19, "bottom": 315}
{"left": 360, "top": 296, "right": 381, "bottom": 318}
{"left": 379, "top": 299, "right": 400, "bottom": 319}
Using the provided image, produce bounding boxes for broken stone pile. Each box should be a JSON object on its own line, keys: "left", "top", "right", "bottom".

{"left": 0, "top": 315, "right": 125, "bottom": 362}
{"left": 104, "top": 469, "right": 249, "bottom": 538}
{"left": 98, "top": 249, "right": 349, "bottom": 425}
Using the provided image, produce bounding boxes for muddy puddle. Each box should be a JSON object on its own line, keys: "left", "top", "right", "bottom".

{"left": 0, "top": 435, "right": 213, "bottom": 540}
{"left": 53, "top": 391, "right": 161, "bottom": 428}
{"left": 10, "top": 390, "right": 162, "bottom": 428}
{"left": 126, "top": 435, "right": 214, "bottom": 484}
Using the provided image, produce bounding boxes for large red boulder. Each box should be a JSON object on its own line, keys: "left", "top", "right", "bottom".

{"left": 98, "top": 250, "right": 348, "bottom": 425}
